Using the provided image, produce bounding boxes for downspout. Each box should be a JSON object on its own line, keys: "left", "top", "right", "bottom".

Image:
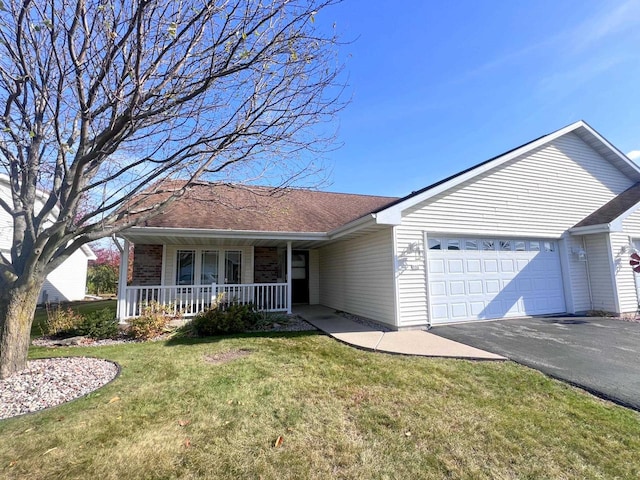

{"left": 582, "top": 236, "right": 594, "bottom": 311}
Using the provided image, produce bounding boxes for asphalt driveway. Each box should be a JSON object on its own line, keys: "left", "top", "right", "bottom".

{"left": 431, "top": 316, "right": 640, "bottom": 410}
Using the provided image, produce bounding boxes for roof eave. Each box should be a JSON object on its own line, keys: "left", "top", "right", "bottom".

{"left": 120, "top": 226, "right": 328, "bottom": 242}
{"left": 571, "top": 196, "right": 640, "bottom": 235}
{"left": 569, "top": 224, "right": 619, "bottom": 235}
{"left": 327, "top": 213, "right": 398, "bottom": 239}
{"left": 81, "top": 244, "right": 97, "bottom": 260}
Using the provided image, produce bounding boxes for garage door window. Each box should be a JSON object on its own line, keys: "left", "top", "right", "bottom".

{"left": 428, "top": 238, "right": 442, "bottom": 250}
{"left": 465, "top": 239, "right": 478, "bottom": 250}
{"left": 427, "top": 237, "right": 556, "bottom": 253}
{"left": 483, "top": 240, "right": 495, "bottom": 251}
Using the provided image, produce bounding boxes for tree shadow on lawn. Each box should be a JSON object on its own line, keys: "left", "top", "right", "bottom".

{"left": 163, "top": 329, "right": 321, "bottom": 347}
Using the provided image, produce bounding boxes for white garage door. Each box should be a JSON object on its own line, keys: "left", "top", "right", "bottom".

{"left": 427, "top": 236, "right": 566, "bottom": 325}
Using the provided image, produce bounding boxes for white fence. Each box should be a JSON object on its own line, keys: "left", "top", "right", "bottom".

{"left": 120, "top": 283, "right": 289, "bottom": 320}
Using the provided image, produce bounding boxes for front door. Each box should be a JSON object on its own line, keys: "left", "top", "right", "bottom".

{"left": 291, "top": 250, "right": 309, "bottom": 304}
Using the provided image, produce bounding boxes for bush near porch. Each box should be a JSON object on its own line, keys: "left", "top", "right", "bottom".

{"left": 2, "top": 333, "right": 640, "bottom": 479}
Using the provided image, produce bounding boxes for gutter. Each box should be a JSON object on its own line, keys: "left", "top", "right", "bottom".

{"left": 121, "top": 226, "right": 328, "bottom": 242}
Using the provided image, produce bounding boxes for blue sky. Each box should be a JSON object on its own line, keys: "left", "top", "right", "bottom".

{"left": 316, "top": 0, "right": 640, "bottom": 197}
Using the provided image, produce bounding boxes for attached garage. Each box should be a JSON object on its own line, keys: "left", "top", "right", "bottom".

{"left": 426, "top": 236, "right": 566, "bottom": 324}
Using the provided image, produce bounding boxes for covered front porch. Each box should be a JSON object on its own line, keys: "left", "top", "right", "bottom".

{"left": 116, "top": 231, "right": 321, "bottom": 321}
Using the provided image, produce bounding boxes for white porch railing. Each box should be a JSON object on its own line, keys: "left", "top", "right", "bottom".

{"left": 120, "top": 283, "right": 289, "bottom": 320}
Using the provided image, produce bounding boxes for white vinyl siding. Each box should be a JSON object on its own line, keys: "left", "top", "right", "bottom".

{"left": 620, "top": 210, "right": 640, "bottom": 313}
{"left": 623, "top": 208, "right": 640, "bottom": 237}
{"left": 319, "top": 228, "right": 396, "bottom": 326}
{"left": 401, "top": 134, "right": 634, "bottom": 238}
{"left": 164, "top": 245, "right": 253, "bottom": 285}
{"left": 395, "top": 133, "right": 635, "bottom": 325}
{"left": 610, "top": 232, "right": 638, "bottom": 313}
{"left": 0, "top": 185, "right": 12, "bottom": 252}
{"left": 583, "top": 234, "right": 617, "bottom": 312}
{"left": 309, "top": 249, "right": 320, "bottom": 305}
{"left": 562, "top": 235, "right": 591, "bottom": 313}
{"left": 39, "top": 248, "right": 90, "bottom": 303}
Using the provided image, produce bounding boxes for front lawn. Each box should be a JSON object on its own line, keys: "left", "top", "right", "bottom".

{"left": 1, "top": 332, "right": 639, "bottom": 479}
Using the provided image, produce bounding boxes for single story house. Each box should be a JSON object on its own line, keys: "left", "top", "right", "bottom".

{"left": 0, "top": 175, "right": 97, "bottom": 303}
{"left": 117, "top": 120, "right": 640, "bottom": 328}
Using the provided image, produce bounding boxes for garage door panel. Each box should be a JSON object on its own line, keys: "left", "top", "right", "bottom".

{"left": 485, "top": 279, "right": 501, "bottom": 294}
{"left": 484, "top": 259, "right": 498, "bottom": 272}
{"left": 466, "top": 259, "right": 481, "bottom": 273}
{"left": 500, "top": 259, "right": 515, "bottom": 272}
{"left": 429, "top": 281, "right": 447, "bottom": 296}
{"left": 447, "top": 259, "right": 464, "bottom": 274}
{"left": 468, "top": 280, "right": 483, "bottom": 294}
{"left": 516, "top": 277, "right": 533, "bottom": 292}
{"left": 428, "top": 236, "right": 566, "bottom": 324}
{"left": 469, "top": 302, "right": 485, "bottom": 315}
{"left": 449, "top": 280, "right": 466, "bottom": 295}
{"left": 431, "top": 304, "right": 449, "bottom": 321}
{"left": 483, "top": 302, "right": 505, "bottom": 317}
{"left": 450, "top": 303, "right": 468, "bottom": 318}
{"left": 429, "top": 259, "right": 445, "bottom": 274}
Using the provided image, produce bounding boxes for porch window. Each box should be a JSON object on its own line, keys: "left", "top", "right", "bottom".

{"left": 225, "top": 251, "right": 242, "bottom": 284}
{"left": 176, "top": 250, "right": 195, "bottom": 285}
{"left": 201, "top": 250, "right": 219, "bottom": 284}
{"left": 291, "top": 253, "right": 307, "bottom": 279}
{"left": 174, "top": 248, "right": 242, "bottom": 285}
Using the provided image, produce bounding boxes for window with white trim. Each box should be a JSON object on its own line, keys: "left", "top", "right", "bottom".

{"left": 174, "top": 248, "right": 242, "bottom": 285}
{"left": 201, "top": 250, "right": 219, "bottom": 284}
{"left": 176, "top": 250, "right": 195, "bottom": 285}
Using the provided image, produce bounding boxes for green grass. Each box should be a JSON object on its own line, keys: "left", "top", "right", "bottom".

{"left": 1, "top": 332, "right": 640, "bottom": 479}
{"left": 31, "top": 300, "right": 117, "bottom": 337}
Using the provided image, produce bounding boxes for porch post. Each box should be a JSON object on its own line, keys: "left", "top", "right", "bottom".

{"left": 117, "top": 239, "right": 130, "bottom": 323}
{"left": 287, "top": 241, "right": 292, "bottom": 314}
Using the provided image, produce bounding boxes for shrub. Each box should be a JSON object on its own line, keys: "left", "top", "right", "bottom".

{"left": 43, "top": 304, "right": 84, "bottom": 336}
{"left": 74, "top": 308, "right": 119, "bottom": 339}
{"left": 127, "top": 302, "right": 175, "bottom": 340}
{"left": 191, "top": 302, "right": 260, "bottom": 336}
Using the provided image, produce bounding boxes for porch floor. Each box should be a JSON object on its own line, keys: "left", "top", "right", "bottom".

{"left": 293, "top": 305, "right": 505, "bottom": 360}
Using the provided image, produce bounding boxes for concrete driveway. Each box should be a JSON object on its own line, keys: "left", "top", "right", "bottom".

{"left": 430, "top": 316, "right": 640, "bottom": 410}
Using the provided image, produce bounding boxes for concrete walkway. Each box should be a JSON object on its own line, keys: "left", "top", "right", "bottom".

{"left": 294, "top": 305, "right": 505, "bottom": 360}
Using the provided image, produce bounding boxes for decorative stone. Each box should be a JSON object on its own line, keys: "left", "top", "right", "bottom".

{"left": 52, "top": 336, "right": 90, "bottom": 346}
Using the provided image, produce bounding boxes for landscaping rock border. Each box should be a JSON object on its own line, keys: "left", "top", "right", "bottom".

{"left": 0, "top": 357, "right": 120, "bottom": 421}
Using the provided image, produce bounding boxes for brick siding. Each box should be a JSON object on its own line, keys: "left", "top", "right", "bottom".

{"left": 254, "top": 246, "right": 279, "bottom": 283}
{"left": 132, "top": 244, "right": 163, "bottom": 286}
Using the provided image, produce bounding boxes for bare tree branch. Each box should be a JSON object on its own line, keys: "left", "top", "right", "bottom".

{"left": 0, "top": 0, "right": 345, "bottom": 377}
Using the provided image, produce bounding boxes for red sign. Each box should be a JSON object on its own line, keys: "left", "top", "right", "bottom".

{"left": 630, "top": 252, "right": 640, "bottom": 273}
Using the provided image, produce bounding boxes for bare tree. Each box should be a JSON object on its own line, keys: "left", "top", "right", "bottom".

{"left": 0, "top": 0, "right": 343, "bottom": 378}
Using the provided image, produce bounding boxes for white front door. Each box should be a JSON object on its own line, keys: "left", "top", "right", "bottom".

{"left": 427, "top": 236, "right": 566, "bottom": 325}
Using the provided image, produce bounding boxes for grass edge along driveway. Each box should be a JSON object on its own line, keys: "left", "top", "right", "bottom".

{"left": 1, "top": 332, "right": 639, "bottom": 479}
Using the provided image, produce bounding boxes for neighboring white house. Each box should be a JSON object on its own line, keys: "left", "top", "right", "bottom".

{"left": 0, "top": 175, "right": 96, "bottom": 303}
{"left": 117, "top": 120, "right": 640, "bottom": 328}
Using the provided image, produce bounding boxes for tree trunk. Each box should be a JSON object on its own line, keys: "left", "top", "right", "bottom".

{"left": 0, "top": 278, "right": 43, "bottom": 379}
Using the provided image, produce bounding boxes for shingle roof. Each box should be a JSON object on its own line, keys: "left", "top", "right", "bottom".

{"left": 137, "top": 183, "right": 398, "bottom": 233}
{"left": 573, "top": 182, "right": 640, "bottom": 228}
